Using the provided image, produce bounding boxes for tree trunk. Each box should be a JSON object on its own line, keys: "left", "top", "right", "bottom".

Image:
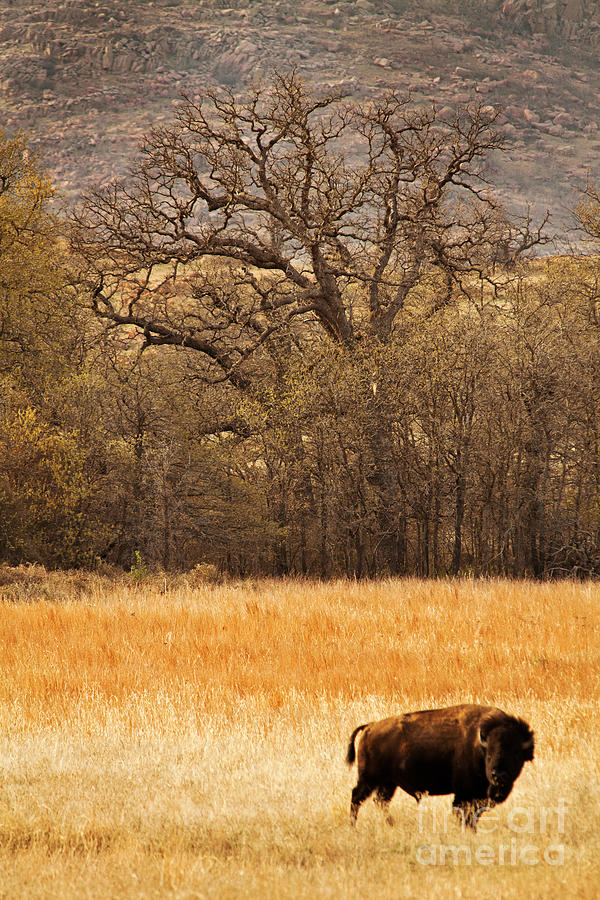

{"left": 452, "top": 468, "right": 466, "bottom": 576}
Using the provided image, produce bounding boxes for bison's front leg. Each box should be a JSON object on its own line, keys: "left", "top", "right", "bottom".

{"left": 452, "top": 798, "right": 493, "bottom": 832}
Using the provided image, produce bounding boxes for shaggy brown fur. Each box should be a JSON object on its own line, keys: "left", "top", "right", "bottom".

{"left": 347, "top": 704, "right": 534, "bottom": 830}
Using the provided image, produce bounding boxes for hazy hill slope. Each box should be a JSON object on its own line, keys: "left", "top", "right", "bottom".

{"left": 1, "top": 0, "right": 600, "bottom": 220}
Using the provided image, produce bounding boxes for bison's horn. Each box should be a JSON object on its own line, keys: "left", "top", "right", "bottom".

{"left": 522, "top": 734, "right": 534, "bottom": 750}
{"left": 478, "top": 726, "right": 487, "bottom": 748}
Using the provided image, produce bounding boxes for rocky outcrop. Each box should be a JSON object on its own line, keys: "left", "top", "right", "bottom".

{"left": 499, "top": 0, "right": 600, "bottom": 43}
{"left": 0, "top": 0, "right": 599, "bottom": 216}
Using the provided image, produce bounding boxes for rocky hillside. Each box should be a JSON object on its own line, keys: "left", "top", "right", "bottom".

{"left": 2, "top": 0, "right": 600, "bottom": 222}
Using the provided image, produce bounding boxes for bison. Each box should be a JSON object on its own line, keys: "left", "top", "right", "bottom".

{"left": 346, "top": 704, "right": 534, "bottom": 830}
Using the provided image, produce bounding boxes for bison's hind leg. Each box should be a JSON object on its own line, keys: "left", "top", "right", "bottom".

{"left": 374, "top": 784, "right": 396, "bottom": 826}
{"left": 350, "top": 779, "right": 375, "bottom": 825}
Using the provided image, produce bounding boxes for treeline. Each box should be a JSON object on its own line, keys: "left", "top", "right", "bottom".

{"left": 3, "top": 75, "right": 600, "bottom": 578}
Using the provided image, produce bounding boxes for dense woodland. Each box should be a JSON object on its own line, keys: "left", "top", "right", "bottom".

{"left": 3, "top": 74, "right": 600, "bottom": 578}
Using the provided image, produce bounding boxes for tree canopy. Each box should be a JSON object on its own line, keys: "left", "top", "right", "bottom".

{"left": 71, "top": 74, "right": 546, "bottom": 385}
{"left": 6, "top": 79, "right": 600, "bottom": 578}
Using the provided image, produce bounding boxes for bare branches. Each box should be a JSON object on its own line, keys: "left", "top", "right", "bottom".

{"left": 71, "top": 72, "right": 548, "bottom": 381}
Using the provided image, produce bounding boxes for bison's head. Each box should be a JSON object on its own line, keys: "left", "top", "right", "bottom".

{"left": 479, "top": 713, "right": 534, "bottom": 803}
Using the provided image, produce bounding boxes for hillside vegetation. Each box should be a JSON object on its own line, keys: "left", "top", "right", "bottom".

{"left": 4, "top": 81, "right": 600, "bottom": 578}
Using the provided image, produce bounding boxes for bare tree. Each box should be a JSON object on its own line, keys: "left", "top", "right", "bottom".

{"left": 70, "top": 73, "right": 545, "bottom": 379}
{"left": 65, "top": 74, "right": 559, "bottom": 577}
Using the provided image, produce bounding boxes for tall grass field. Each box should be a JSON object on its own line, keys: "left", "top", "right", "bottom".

{"left": 1, "top": 576, "right": 598, "bottom": 897}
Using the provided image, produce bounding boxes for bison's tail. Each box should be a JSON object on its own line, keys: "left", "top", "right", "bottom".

{"left": 346, "top": 724, "right": 368, "bottom": 766}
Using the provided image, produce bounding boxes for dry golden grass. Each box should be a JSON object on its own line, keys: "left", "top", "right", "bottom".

{"left": 0, "top": 577, "right": 598, "bottom": 898}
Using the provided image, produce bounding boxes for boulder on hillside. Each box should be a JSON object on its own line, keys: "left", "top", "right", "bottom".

{"left": 212, "top": 38, "right": 261, "bottom": 85}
